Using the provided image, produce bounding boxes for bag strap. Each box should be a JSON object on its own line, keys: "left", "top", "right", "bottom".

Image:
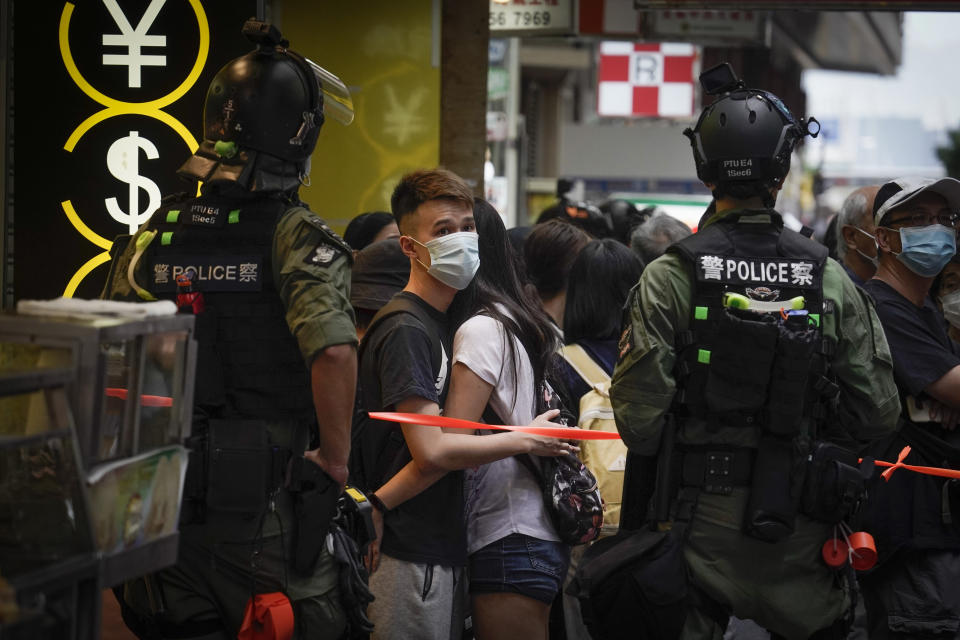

{"left": 515, "top": 451, "right": 544, "bottom": 482}
{"left": 484, "top": 403, "right": 544, "bottom": 482}
{"left": 561, "top": 344, "right": 611, "bottom": 387}
{"left": 481, "top": 404, "right": 501, "bottom": 428}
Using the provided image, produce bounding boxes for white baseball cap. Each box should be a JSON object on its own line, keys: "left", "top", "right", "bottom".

{"left": 873, "top": 177, "right": 960, "bottom": 227}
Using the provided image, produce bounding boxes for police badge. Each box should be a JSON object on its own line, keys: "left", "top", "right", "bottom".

{"left": 746, "top": 286, "right": 780, "bottom": 302}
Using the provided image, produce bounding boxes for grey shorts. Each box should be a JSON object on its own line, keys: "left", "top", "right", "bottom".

{"left": 367, "top": 553, "right": 466, "bottom": 640}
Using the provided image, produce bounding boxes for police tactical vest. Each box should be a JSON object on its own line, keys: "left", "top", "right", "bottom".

{"left": 667, "top": 210, "right": 834, "bottom": 434}
{"left": 143, "top": 190, "right": 318, "bottom": 422}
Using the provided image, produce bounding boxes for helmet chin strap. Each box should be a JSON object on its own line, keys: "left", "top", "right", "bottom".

{"left": 298, "top": 157, "right": 312, "bottom": 187}
{"left": 762, "top": 177, "right": 786, "bottom": 208}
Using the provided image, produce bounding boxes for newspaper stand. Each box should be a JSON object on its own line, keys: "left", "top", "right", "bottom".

{"left": 0, "top": 310, "right": 196, "bottom": 637}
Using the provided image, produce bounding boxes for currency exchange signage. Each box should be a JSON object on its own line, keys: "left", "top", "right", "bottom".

{"left": 10, "top": 0, "right": 256, "bottom": 301}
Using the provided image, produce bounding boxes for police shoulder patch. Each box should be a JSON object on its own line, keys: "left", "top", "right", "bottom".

{"left": 292, "top": 210, "right": 351, "bottom": 265}
{"left": 618, "top": 325, "right": 634, "bottom": 360}
{"left": 306, "top": 243, "right": 341, "bottom": 266}
{"left": 617, "top": 286, "right": 639, "bottom": 359}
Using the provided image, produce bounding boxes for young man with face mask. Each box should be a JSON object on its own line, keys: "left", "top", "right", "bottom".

{"left": 860, "top": 177, "right": 960, "bottom": 639}
{"left": 350, "top": 169, "right": 575, "bottom": 640}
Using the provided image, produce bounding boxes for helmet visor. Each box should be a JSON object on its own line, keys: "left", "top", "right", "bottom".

{"left": 305, "top": 59, "right": 354, "bottom": 126}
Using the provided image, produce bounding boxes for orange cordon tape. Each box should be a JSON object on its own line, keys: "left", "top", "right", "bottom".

{"left": 367, "top": 412, "right": 622, "bottom": 440}
{"left": 870, "top": 445, "right": 960, "bottom": 481}
{"left": 105, "top": 387, "right": 173, "bottom": 407}
{"left": 370, "top": 417, "right": 960, "bottom": 476}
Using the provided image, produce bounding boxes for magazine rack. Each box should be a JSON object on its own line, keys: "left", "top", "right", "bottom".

{"left": 0, "top": 310, "right": 197, "bottom": 636}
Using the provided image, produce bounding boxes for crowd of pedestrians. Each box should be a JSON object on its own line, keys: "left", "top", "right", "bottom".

{"left": 96, "top": 22, "right": 958, "bottom": 640}
{"left": 344, "top": 165, "right": 960, "bottom": 640}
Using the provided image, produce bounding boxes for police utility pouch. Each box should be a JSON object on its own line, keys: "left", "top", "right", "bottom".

{"left": 206, "top": 419, "right": 270, "bottom": 516}
{"left": 744, "top": 436, "right": 797, "bottom": 543}
{"left": 801, "top": 441, "right": 871, "bottom": 524}
{"left": 285, "top": 455, "right": 339, "bottom": 577}
{"left": 570, "top": 525, "right": 688, "bottom": 640}
{"left": 765, "top": 316, "right": 818, "bottom": 436}
{"left": 704, "top": 308, "right": 778, "bottom": 414}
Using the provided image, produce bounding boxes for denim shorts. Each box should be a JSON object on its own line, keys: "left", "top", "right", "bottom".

{"left": 469, "top": 533, "right": 570, "bottom": 604}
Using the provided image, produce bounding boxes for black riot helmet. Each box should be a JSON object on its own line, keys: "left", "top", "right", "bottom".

{"left": 600, "top": 198, "right": 651, "bottom": 245}
{"left": 203, "top": 20, "right": 324, "bottom": 164}
{"left": 684, "top": 63, "right": 819, "bottom": 198}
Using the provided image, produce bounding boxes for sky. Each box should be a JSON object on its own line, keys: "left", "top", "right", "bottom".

{"left": 803, "top": 12, "right": 960, "bottom": 135}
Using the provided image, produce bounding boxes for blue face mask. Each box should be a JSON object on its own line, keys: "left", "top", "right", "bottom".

{"left": 891, "top": 224, "right": 957, "bottom": 277}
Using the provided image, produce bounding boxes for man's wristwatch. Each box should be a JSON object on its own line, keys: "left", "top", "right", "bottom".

{"left": 368, "top": 493, "right": 390, "bottom": 513}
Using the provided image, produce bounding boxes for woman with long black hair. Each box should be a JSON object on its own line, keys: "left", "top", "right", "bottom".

{"left": 444, "top": 198, "right": 570, "bottom": 640}
{"left": 555, "top": 238, "right": 643, "bottom": 640}
{"left": 558, "top": 238, "right": 644, "bottom": 416}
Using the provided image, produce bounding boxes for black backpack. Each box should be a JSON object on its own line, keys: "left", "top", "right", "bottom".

{"left": 568, "top": 524, "right": 689, "bottom": 639}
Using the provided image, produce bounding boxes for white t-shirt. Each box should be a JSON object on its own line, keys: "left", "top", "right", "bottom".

{"left": 452, "top": 311, "right": 559, "bottom": 554}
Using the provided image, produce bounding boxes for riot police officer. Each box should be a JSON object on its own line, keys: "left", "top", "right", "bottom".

{"left": 103, "top": 20, "right": 358, "bottom": 640}
{"left": 609, "top": 64, "right": 901, "bottom": 639}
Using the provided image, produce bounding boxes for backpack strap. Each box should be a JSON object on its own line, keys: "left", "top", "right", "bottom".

{"left": 359, "top": 294, "right": 440, "bottom": 363}
{"left": 561, "top": 344, "right": 611, "bottom": 387}
{"left": 351, "top": 294, "right": 442, "bottom": 491}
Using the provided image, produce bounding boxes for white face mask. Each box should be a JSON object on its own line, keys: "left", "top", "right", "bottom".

{"left": 942, "top": 289, "right": 960, "bottom": 329}
{"left": 410, "top": 232, "right": 480, "bottom": 290}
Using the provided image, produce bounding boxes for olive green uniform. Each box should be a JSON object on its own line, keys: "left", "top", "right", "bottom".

{"left": 105, "top": 204, "right": 357, "bottom": 639}
{"left": 610, "top": 211, "right": 901, "bottom": 639}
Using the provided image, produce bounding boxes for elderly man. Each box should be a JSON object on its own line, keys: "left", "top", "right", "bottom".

{"left": 835, "top": 185, "right": 880, "bottom": 285}
{"left": 860, "top": 177, "right": 960, "bottom": 639}
{"left": 629, "top": 213, "right": 692, "bottom": 267}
